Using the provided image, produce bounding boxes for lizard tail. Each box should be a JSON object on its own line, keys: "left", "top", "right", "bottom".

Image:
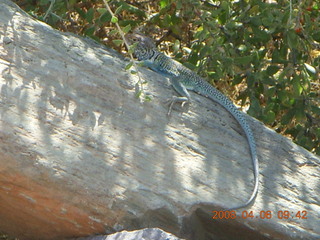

{"left": 194, "top": 80, "right": 259, "bottom": 210}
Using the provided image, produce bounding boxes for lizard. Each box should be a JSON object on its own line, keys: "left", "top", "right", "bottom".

{"left": 125, "top": 32, "right": 259, "bottom": 210}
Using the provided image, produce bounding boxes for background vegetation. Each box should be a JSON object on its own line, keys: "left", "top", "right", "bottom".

{"left": 13, "top": 0, "right": 320, "bottom": 154}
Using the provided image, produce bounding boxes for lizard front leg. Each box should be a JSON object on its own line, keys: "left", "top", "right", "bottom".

{"left": 167, "top": 77, "right": 191, "bottom": 115}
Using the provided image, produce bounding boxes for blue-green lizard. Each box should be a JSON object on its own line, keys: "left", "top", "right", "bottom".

{"left": 125, "top": 33, "right": 259, "bottom": 210}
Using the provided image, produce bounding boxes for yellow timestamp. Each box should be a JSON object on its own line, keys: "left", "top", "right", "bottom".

{"left": 212, "top": 210, "right": 308, "bottom": 220}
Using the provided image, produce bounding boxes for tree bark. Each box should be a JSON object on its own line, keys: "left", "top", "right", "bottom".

{"left": 0, "top": 0, "right": 319, "bottom": 239}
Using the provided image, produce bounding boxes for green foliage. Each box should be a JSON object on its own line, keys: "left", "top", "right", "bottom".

{"left": 14, "top": 0, "right": 320, "bottom": 154}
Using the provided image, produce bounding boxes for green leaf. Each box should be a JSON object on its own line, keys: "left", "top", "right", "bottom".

{"left": 279, "top": 90, "right": 295, "bottom": 107}
{"left": 135, "top": 89, "right": 142, "bottom": 98}
{"left": 125, "top": 61, "right": 134, "bottom": 70}
{"left": 199, "top": 45, "right": 210, "bottom": 58}
{"left": 68, "top": 0, "right": 77, "bottom": 7}
{"left": 311, "top": 105, "right": 320, "bottom": 115}
{"left": 252, "top": 27, "right": 270, "bottom": 43}
{"left": 176, "top": 1, "right": 183, "bottom": 9}
{"left": 219, "top": 0, "right": 227, "bottom": 9}
{"left": 312, "top": 31, "right": 320, "bottom": 42}
{"left": 119, "top": 20, "right": 136, "bottom": 27}
{"left": 304, "top": 63, "right": 316, "bottom": 74}
{"left": 249, "top": 5, "right": 260, "bottom": 15}
{"left": 261, "top": 15, "right": 273, "bottom": 27}
{"left": 97, "top": 8, "right": 107, "bottom": 15}
{"left": 248, "top": 97, "right": 261, "bottom": 117}
{"left": 218, "top": 11, "right": 227, "bottom": 25}
{"left": 114, "top": 5, "right": 123, "bottom": 15}
{"left": 261, "top": 76, "right": 275, "bottom": 85}
{"left": 112, "top": 39, "right": 123, "bottom": 46}
{"left": 292, "top": 76, "right": 303, "bottom": 96}
{"left": 266, "top": 65, "right": 280, "bottom": 76}
{"left": 86, "top": 8, "right": 94, "bottom": 23}
{"left": 109, "top": 29, "right": 118, "bottom": 35}
{"left": 122, "top": 24, "right": 131, "bottom": 34}
{"left": 114, "top": 2, "right": 146, "bottom": 17}
{"left": 128, "top": 42, "right": 138, "bottom": 54}
{"left": 250, "top": 16, "right": 262, "bottom": 27}
{"left": 266, "top": 86, "right": 276, "bottom": 97}
{"left": 84, "top": 26, "right": 95, "bottom": 36}
{"left": 263, "top": 110, "right": 276, "bottom": 124}
{"left": 281, "top": 109, "right": 295, "bottom": 125}
{"left": 75, "top": 7, "right": 86, "bottom": 19}
{"left": 265, "top": 102, "right": 276, "bottom": 112}
{"left": 234, "top": 55, "right": 253, "bottom": 65}
{"left": 144, "top": 95, "right": 153, "bottom": 102}
{"left": 184, "top": 61, "right": 197, "bottom": 70}
{"left": 237, "top": 44, "right": 247, "bottom": 52}
{"left": 163, "top": 14, "right": 172, "bottom": 27}
{"left": 294, "top": 107, "right": 306, "bottom": 123}
{"left": 99, "top": 12, "right": 111, "bottom": 22}
{"left": 160, "top": 0, "right": 170, "bottom": 9}
{"left": 271, "top": 49, "right": 288, "bottom": 64}
{"left": 232, "top": 74, "right": 245, "bottom": 85}
{"left": 39, "top": 0, "right": 50, "bottom": 6}
{"left": 111, "top": 16, "right": 118, "bottom": 23}
{"left": 286, "top": 29, "right": 298, "bottom": 49}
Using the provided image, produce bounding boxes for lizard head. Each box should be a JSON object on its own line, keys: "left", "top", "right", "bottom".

{"left": 125, "top": 33, "right": 157, "bottom": 60}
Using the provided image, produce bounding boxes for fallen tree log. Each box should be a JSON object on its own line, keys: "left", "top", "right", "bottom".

{"left": 72, "top": 228, "right": 184, "bottom": 240}
{"left": 0, "top": 0, "right": 319, "bottom": 239}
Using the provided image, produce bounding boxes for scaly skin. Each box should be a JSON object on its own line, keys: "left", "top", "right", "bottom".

{"left": 125, "top": 33, "right": 259, "bottom": 210}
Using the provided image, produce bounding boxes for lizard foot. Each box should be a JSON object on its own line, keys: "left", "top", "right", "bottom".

{"left": 165, "top": 96, "right": 189, "bottom": 116}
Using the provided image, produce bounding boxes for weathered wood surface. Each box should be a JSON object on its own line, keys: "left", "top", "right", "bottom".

{"left": 73, "top": 228, "right": 184, "bottom": 240}
{"left": 0, "top": 0, "right": 319, "bottom": 239}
